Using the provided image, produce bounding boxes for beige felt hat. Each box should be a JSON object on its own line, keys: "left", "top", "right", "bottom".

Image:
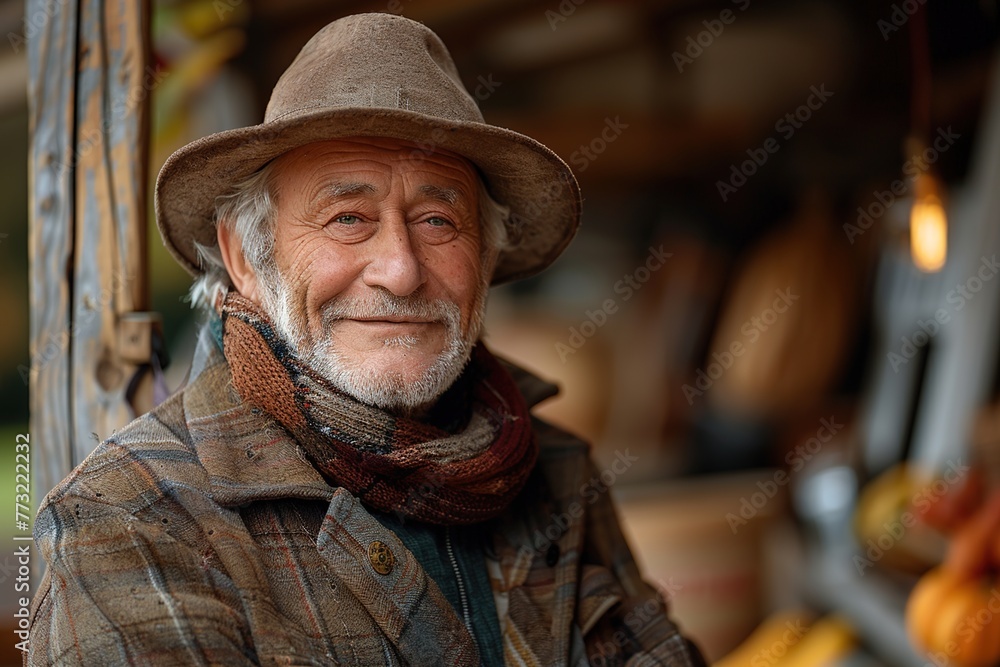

{"left": 155, "top": 12, "right": 581, "bottom": 284}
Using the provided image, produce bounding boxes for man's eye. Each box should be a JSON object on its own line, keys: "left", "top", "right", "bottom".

{"left": 324, "top": 214, "right": 376, "bottom": 243}
{"left": 413, "top": 216, "right": 459, "bottom": 243}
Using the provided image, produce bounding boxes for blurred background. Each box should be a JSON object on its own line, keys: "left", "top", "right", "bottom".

{"left": 5, "top": 0, "right": 1000, "bottom": 665}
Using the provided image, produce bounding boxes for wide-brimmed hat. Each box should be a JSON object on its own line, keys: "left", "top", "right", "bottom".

{"left": 155, "top": 12, "right": 581, "bottom": 284}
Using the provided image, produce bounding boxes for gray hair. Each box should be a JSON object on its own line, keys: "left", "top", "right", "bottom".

{"left": 189, "top": 162, "right": 511, "bottom": 311}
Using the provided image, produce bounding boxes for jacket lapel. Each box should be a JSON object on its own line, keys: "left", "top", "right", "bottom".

{"left": 183, "top": 352, "right": 334, "bottom": 506}
{"left": 489, "top": 417, "right": 595, "bottom": 667}
{"left": 317, "top": 490, "right": 479, "bottom": 665}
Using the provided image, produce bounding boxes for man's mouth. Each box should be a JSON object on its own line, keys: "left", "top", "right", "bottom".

{"left": 348, "top": 317, "right": 437, "bottom": 325}
{"left": 347, "top": 317, "right": 437, "bottom": 326}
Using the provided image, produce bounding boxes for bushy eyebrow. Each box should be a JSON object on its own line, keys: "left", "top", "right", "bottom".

{"left": 418, "top": 184, "right": 460, "bottom": 205}
{"left": 325, "top": 182, "right": 377, "bottom": 198}
{"left": 318, "top": 182, "right": 466, "bottom": 208}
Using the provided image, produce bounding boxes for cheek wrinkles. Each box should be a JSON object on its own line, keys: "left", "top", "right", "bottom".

{"left": 276, "top": 235, "right": 325, "bottom": 280}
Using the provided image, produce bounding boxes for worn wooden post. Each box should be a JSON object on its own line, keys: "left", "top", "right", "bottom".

{"left": 27, "top": 0, "right": 152, "bottom": 503}
{"left": 27, "top": 0, "right": 78, "bottom": 508}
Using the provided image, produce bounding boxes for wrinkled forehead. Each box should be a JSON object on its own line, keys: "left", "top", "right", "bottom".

{"left": 269, "top": 137, "right": 482, "bottom": 192}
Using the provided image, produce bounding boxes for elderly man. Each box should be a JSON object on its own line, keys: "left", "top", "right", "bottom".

{"left": 28, "top": 13, "right": 704, "bottom": 667}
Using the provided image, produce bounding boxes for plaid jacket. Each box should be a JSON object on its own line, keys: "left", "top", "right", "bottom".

{"left": 28, "top": 329, "right": 704, "bottom": 666}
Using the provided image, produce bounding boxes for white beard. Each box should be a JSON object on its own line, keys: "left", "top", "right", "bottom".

{"left": 256, "top": 268, "right": 489, "bottom": 413}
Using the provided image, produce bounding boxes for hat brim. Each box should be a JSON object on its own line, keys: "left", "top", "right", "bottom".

{"left": 155, "top": 107, "right": 581, "bottom": 285}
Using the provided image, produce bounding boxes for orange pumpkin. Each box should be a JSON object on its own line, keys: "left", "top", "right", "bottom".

{"left": 906, "top": 567, "right": 1000, "bottom": 666}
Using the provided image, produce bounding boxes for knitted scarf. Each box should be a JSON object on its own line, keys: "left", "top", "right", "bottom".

{"left": 220, "top": 292, "right": 537, "bottom": 525}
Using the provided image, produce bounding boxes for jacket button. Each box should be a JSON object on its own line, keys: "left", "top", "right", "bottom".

{"left": 368, "top": 540, "right": 395, "bottom": 575}
{"left": 546, "top": 544, "right": 560, "bottom": 567}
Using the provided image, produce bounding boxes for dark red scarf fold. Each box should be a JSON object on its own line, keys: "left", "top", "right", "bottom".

{"left": 221, "top": 292, "right": 537, "bottom": 525}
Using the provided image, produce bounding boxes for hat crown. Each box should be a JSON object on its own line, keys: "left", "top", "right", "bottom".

{"left": 264, "top": 13, "right": 484, "bottom": 125}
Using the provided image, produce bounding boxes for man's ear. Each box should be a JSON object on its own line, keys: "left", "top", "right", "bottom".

{"left": 481, "top": 237, "right": 502, "bottom": 284}
{"left": 217, "top": 222, "right": 261, "bottom": 304}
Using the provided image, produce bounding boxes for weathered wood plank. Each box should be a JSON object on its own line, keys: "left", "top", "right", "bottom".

{"left": 27, "top": 0, "right": 79, "bottom": 502}
{"left": 105, "top": 0, "right": 150, "bottom": 316}
{"left": 72, "top": 0, "right": 150, "bottom": 465}
{"left": 29, "top": 0, "right": 152, "bottom": 502}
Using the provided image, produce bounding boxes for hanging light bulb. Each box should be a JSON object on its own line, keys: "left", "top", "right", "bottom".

{"left": 909, "top": 167, "right": 947, "bottom": 273}
{"left": 903, "top": 7, "right": 946, "bottom": 274}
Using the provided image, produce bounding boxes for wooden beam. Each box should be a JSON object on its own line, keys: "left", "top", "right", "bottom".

{"left": 27, "top": 0, "right": 78, "bottom": 504}
{"left": 28, "top": 0, "right": 151, "bottom": 499}
{"left": 71, "top": 0, "right": 150, "bottom": 464}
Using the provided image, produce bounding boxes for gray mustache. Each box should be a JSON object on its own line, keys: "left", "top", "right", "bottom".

{"left": 321, "top": 294, "right": 460, "bottom": 326}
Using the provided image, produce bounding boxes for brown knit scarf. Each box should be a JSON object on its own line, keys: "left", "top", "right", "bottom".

{"left": 220, "top": 292, "right": 537, "bottom": 525}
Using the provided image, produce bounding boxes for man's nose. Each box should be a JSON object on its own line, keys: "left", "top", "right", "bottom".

{"left": 361, "top": 220, "right": 426, "bottom": 296}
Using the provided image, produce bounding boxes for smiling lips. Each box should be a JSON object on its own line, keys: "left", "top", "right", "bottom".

{"left": 351, "top": 317, "right": 436, "bottom": 324}
{"left": 342, "top": 318, "right": 440, "bottom": 335}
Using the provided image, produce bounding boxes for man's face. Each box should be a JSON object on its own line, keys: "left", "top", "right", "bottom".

{"left": 253, "top": 137, "right": 491, "bottom": 412}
